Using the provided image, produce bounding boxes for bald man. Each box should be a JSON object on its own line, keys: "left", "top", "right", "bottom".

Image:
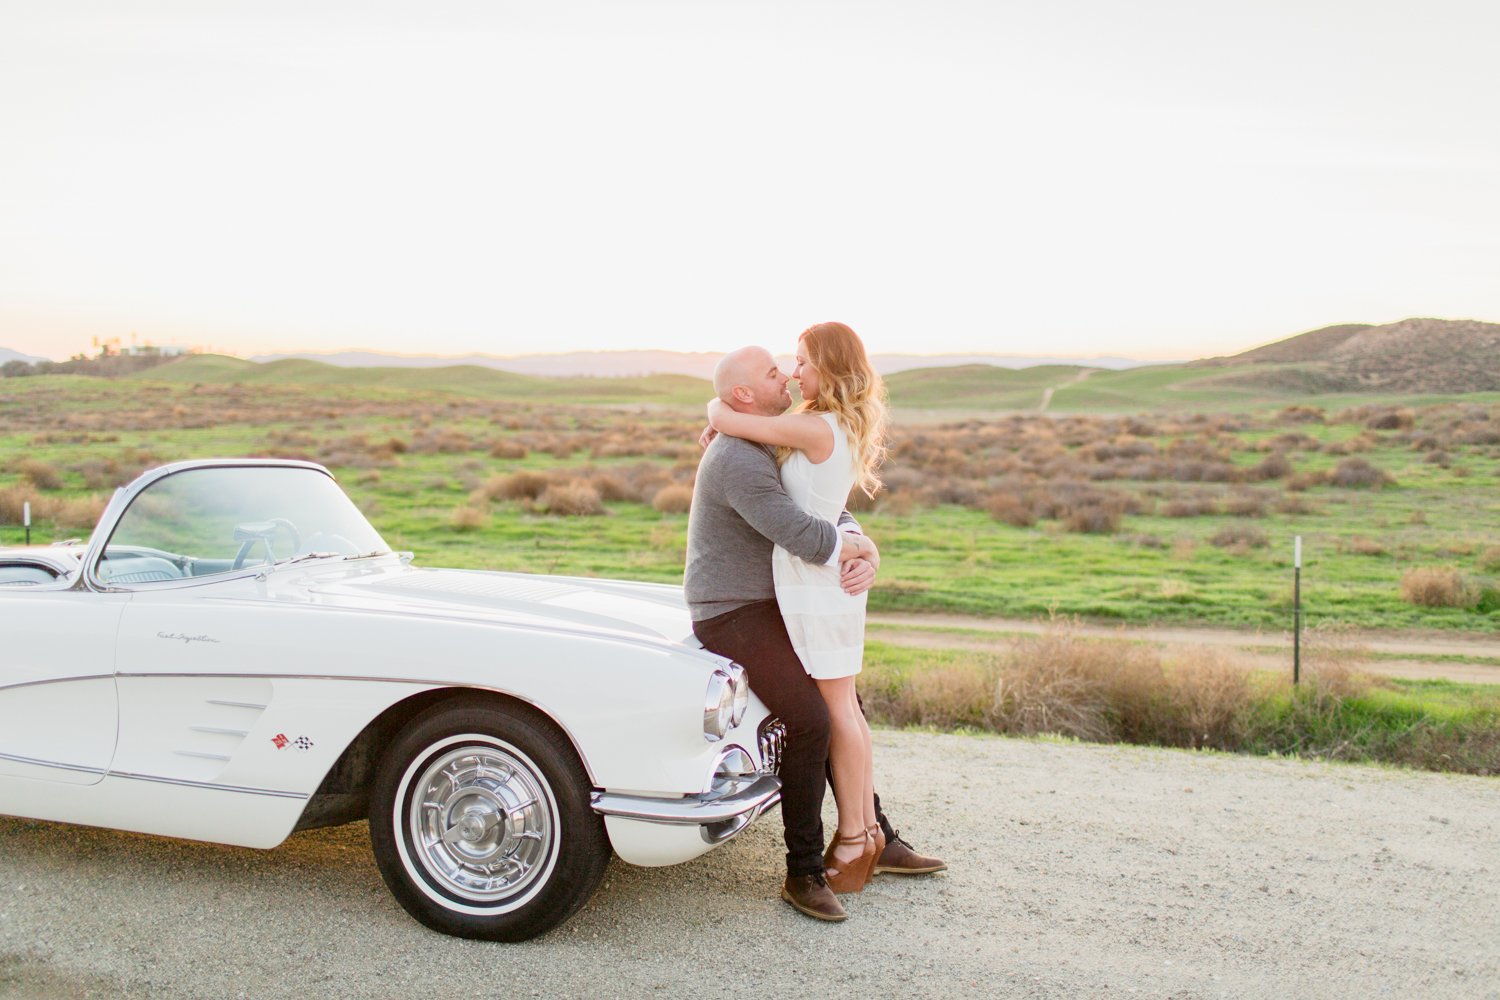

{"left": 685, "top": 346, "right": 944, "bottom": 923}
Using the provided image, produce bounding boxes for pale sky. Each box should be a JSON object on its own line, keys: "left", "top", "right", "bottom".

{"left": 2, "top": 0, "right": 1497, "bottom": 362}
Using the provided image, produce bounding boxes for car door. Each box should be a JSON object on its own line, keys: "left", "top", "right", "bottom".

{"left": 0, "top": 572, "right": 127, "bottom": 786}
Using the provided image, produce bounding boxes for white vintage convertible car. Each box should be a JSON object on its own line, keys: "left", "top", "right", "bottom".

{"left": 0, "top": 459, "right": 784, "bottom": 941}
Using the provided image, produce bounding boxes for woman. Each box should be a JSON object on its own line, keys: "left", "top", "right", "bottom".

{"left": 706, "top": 321, "right": 887, "bottom": 893}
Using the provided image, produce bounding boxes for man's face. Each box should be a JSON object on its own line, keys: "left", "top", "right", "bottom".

{"left": 737, "top": 350, "right": 792, "bottom": 416}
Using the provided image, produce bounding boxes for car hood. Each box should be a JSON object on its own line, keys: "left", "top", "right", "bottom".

{"left": 282, "top": 562, "right": 701, "bottom": 648}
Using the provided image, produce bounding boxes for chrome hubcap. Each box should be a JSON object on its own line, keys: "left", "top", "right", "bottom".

{"left": 407, "top": 744, "right": 554, "bottom": 902}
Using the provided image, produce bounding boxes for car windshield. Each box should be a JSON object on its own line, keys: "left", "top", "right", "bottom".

{"left": 98, "top": 465, "right": 389, "bottom": 585}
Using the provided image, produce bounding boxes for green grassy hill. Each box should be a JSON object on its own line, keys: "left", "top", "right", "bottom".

{"left": 885, "top": 364, "right": 1089, "bottom": 409}
{"left": 140, "top": 354, "right": 712, "bottom": 406}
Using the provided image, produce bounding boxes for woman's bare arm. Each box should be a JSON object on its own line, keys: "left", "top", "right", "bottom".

{"left": 706, "top": 399, "right": 834, "bottom": 462}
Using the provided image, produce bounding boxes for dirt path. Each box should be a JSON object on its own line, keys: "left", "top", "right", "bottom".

{"left": 868, "top": 612, "right": 1500, "bottom": 684}
{"left": 1037, "top": 368, "right": 1095, "bottom": 412}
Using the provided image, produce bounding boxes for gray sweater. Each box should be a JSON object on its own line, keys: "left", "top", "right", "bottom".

{"left": 684, "top": 434, "right": 852, "bottom": 621}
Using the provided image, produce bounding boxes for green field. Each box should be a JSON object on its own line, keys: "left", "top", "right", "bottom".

{"left": 2, "top": 364, "right": 1498, "bottom": 635}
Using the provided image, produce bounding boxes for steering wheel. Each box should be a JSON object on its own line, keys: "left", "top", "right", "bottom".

{"left": 232, "top": 518, "right": 302, "bottom": 570}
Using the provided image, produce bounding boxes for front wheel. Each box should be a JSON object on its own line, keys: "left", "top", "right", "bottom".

{"left": 369, "top": 699, "right": 610, "bottom": 941}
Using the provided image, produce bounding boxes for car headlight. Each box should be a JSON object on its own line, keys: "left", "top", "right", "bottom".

{"left": 703, "top": 664, "right": 749, "bottom": 741}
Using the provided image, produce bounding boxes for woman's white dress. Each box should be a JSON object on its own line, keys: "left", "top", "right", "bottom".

{"left": 774, "top": 411, "right": 867, "bottom": 680}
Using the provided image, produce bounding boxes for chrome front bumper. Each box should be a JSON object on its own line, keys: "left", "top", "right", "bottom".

{"left": 591, "top": 774, "right": 783, "bottom": 845}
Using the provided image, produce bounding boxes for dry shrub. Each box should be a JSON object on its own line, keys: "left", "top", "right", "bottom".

{"left": 1162, "top": 495, "right": 1218, "bottom": 517}
{"left": 484, "top": 470, "right": 552, "bottom": 500}
{"left": 1298, "top": 622, "right": 1375, "bottom": 700}
{"left": 1270, "top": 431, "right": 1321, "bottom": 452}
{"left": 1478, "top": 546, "right": 1500, "bottom": 572}
{"left": 1273, "top": 495, "right": 1317, "bottom": 515}
{"left": 1276, "top": 405, "right": 1325, "bottom": 424}
{"left": 1222, "top": 489, "right": 1270, "bottom": 517}
{"left": 1364, "top": 407, "right": 1415, "bottom": 431}
{"left": 1155, "top": 650, "right": 1254, "bottom": 749}
{"left": 986, "top": 621, "right": 1259, "bottom": 749}
{"left": 0, "top": 491, "right": 108, "bottom": 533}
{"left": 55, "top": 495, "right": 108, "bottom": 531}
{"left": 985, "top": 492, "right": 1035, "bottom": 527}
{"left": 901, "top": 663, "right": 999, "bottom": 730}
{"left": 587, "top": 473, "right": 632, "bottom": 503}
{"left": 1395, "top": 726, "right": 1500, "bottom": 776}
{"left": 413, "top": 428, "right": 475, "bottom": 454}
{"left": 14, "top": 458, "right": 64, "bottom": 490}
{"left": 621, "top": 465, "right": 674, "bottom": 503}
{"left": 992, "top": 627, "right": 1119, "bottom": 741}
{"left": 450, "top": 505, "right": 488, "bottom": 532}
{"left": 1286, "top": 470, "right": 1328, "bottom": 491}
{"left": 1329, "top": 457, "right": 1394, "bottom": 488}
{"left": 1063, "top": 501, "right": 1122, "bottom": 534}
{"left": 489, "top": 439, "right": 527, "bottom": 460}
{"left": 1399, "top": 567, "right": 1476, "bottom": 608}
{"left": 1457, "top": 426, "right": 1500, "bottom": 445}
{"left": 651, "top": 483, "right": 694, "bottom": 514}
{"left": 1245, "top": 452, "right": 1293, "bottom": 481}
{"left": 1209, "top": 524, "right": 1268, "bottom": 549}
{"left": 877, "top": 491, "right": 921, "bottom": 516}
{"left": 74, "top": 459, "right": 113, "bottom": 490}
{"left": 3, "top": 488, "right": 37, "bottom": 524}
{"left": 1408, "top": 509, "right": 1428, "bottom": 525}
{"left": 1342, "top": 536, "right": 1386, "bottom": 556}
{"left": 538, "top": 481, "right": 604, "bottom": 516}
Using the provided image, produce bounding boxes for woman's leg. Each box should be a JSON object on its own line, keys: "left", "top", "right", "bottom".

{"left": 815, "top": 675, "right": 869, "bottom": 869}
{"left": 848, "top": 683, "right": 878, "bottom": 832}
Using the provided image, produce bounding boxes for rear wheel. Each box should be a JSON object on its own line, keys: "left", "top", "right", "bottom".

{"left": 369, "top": 698, "right": 609, "bottom": 941}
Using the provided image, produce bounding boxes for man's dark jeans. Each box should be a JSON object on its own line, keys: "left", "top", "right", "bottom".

{"left": 693, "top": 599, "right": 897, "bottom": 877}
{"left": 694, "top": 600, "right": 830, "bottom": 876}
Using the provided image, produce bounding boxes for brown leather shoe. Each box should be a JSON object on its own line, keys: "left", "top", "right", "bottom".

{"left": 872, "top": 833, "right": 947, "bottom": 876}
{"left": 781, "top": 873, "right": 848, "bottom": 921}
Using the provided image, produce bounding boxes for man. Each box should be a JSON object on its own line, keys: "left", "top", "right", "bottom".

{"left": 685, "top": 345, "right": 944, "bottom": 923}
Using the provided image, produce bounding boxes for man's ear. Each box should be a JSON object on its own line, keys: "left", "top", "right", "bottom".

{"left": 731, "top": 385, "right": 754, "bottom": 405}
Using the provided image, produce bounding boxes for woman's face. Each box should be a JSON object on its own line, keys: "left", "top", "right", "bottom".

{"left": 792, "top": 340, "right": 820, "bottom": 401}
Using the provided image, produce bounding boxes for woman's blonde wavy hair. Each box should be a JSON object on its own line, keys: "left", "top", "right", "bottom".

{"left": 778, "top": 321, "right": 887, "bottom": 498}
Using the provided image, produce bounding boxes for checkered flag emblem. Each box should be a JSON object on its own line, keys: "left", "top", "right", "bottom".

{"left": 294, "top": 736, "right": 314, "bottom": 750}
{"left": 271, "top": 733, "right": 289, "bottom": 749}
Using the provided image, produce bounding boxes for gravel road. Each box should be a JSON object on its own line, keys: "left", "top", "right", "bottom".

{"left": 3, "top": 731, "right": 1497, "bottom": 1000}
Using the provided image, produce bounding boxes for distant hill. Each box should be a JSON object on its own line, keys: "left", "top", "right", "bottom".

{"left": 1195, "top": 318, "right": 1500, "bottom": 393}
{"left": 43, "top": 315, "right": 1499, "bottom": 414}
{"left": 250, "top": 348, "right": 1162, "bottom": 378}
{"left": 1325, "top": 318, "right": 1500, "bottom": 392}
{"left": 1194, "top": 324, "right": 1375, "bottom": 366}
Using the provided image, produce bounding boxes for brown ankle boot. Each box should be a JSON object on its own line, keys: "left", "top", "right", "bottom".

{"left": 873, "top": 832, "right": 947, "bottom": 875}
{"left": 781, "top": 873, "right": 847, "bottom": 921}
